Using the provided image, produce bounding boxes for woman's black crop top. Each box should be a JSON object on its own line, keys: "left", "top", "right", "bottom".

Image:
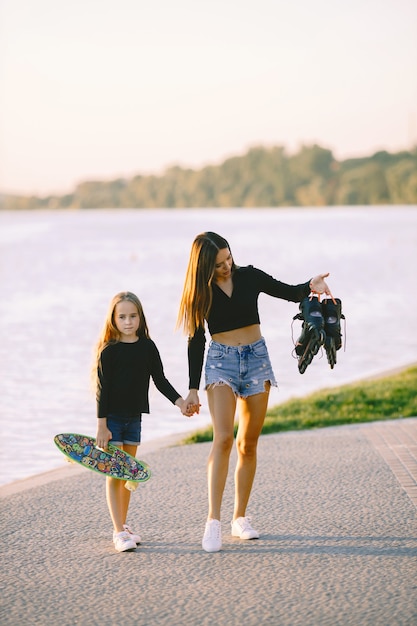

{"left": 187, "top": 265, "right": 311, "bottom": 389}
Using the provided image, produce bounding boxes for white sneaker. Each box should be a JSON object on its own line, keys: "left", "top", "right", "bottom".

{"left": 231, "top": 517, "right": 259, "bottom": 540}
{"left": 123, "top": 524, "right": 141, "bottom": 544}
{"left": 113, "top": 531, "right": 137, "bottom": 552}
{"left": 202, "top": 519, "right": 222, "bottom": 552}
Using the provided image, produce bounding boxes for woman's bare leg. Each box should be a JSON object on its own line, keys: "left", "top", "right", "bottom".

{"left": 233, "top": 386, "right": 270, "bottom": 520}
{"left": 206, "top": 384, "right": 237, "bottom": 520}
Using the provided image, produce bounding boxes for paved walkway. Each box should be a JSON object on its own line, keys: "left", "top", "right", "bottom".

{"left": 1, "top": 419, "right": 416, "bottom": 626}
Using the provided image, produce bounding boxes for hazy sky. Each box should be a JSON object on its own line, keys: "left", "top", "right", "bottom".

{"left": 1, "top": 0, "right": 416, "bottom": 195}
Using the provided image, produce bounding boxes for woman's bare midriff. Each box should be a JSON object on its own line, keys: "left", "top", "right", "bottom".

{"left": 211, "top": 324, "right": 262, "bottom": 346}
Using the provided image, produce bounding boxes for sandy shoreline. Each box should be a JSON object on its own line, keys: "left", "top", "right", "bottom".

{"left": 1, "top": 361, "right": 415, "bottom": 499}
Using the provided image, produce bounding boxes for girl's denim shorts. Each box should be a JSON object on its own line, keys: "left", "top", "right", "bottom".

{"left": 107, "top": 414, "right": 142, "bottom": 446}
{"left": 205, "top": 337, "right": 277, "bottom": 399}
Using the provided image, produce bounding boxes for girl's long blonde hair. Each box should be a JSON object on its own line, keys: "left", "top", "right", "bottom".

{"left": 92, "top": 291, "right": 149, "bottom": 388}
{"left": 177, "top": 232, "right": 235, "bottom": 337}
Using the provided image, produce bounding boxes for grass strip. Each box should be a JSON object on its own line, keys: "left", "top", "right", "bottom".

{"left": 182, "top": 365, "right": 417, "bottom": 444}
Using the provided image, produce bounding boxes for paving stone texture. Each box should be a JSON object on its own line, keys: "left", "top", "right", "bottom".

{"left": 1, "top": 419, "right": 416, "bottom": 626}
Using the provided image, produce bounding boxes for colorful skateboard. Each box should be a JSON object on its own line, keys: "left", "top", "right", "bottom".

{"left": 54, "top": 433, "right": 151, "bottom": 483}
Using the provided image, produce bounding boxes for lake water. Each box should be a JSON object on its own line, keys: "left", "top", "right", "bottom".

{"left": 1, "top": 206, "right": 416, "bottom": 486}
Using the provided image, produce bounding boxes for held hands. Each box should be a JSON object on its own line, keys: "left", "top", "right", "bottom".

{"left": 309, "top": 273, "right": 336, "bottom": 304}
{"left": 176, "top": 394, "right": 200, "bottom": 418}
{"left": 177, "top": 390, "right": 201, "bottom": 418}
{"left": 185, "top": 390, "right": 201, "bottom": 416}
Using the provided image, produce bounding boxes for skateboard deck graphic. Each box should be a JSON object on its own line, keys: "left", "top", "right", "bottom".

{"left": 54, "top": 433, "right": 151, "bottom": 482}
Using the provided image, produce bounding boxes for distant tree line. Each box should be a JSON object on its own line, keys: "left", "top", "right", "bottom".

{"left": 1, "top": 144, "right": 416, "bottom": 210}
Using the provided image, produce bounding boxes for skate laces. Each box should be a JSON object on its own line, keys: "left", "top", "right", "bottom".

{"left": 291, "top": 318, "right": 324, "bottom": 359}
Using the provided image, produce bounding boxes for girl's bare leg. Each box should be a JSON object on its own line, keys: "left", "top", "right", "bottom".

{"left": 206, "top": 385, "right": 237, "bottom": 520}
{"left": 233, "top": 386, "right": 270, "bottom": 520}
{"left": 105, "top": 444, "right": 138, "bottom": 533}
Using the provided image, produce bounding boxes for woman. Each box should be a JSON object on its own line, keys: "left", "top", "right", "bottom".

{"left": 177, "top": 232, "right": 333, "bottom": 552}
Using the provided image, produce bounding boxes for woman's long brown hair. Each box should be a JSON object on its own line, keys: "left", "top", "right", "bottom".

{"left": 177, "top": 232, "right": 235, "bottom": 337}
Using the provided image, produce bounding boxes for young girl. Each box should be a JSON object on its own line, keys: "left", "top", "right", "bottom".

{"left": 94, "top": 291, "right": 191, "bottom": 552}
{"left": 177, "top": 232, "right": 334, "bottom": 552}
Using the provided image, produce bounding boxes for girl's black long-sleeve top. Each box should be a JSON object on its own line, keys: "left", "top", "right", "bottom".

{"left": 188, "top": 265, "right": 311, "bottom": 389}
{"left": 97, "top": 337, "right": 181, "bottom": 418}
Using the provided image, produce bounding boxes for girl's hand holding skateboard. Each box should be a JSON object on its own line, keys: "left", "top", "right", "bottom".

{"left": 96, "top": 419, "right": 112, "bottom": 450}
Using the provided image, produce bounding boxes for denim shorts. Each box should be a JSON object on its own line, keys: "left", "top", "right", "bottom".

{"left": 107, "top": 414, "right": 142, "bottom": 446}
{"left": 205, "top": 337, "right": 277, "bottom": 398}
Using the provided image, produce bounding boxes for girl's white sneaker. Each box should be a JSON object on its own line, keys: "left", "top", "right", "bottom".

{"left": 123, "top": 524, "right": 141, "bottom": 544}
{"left": 113, "top": 531, "right": 137, "bottom": 552}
